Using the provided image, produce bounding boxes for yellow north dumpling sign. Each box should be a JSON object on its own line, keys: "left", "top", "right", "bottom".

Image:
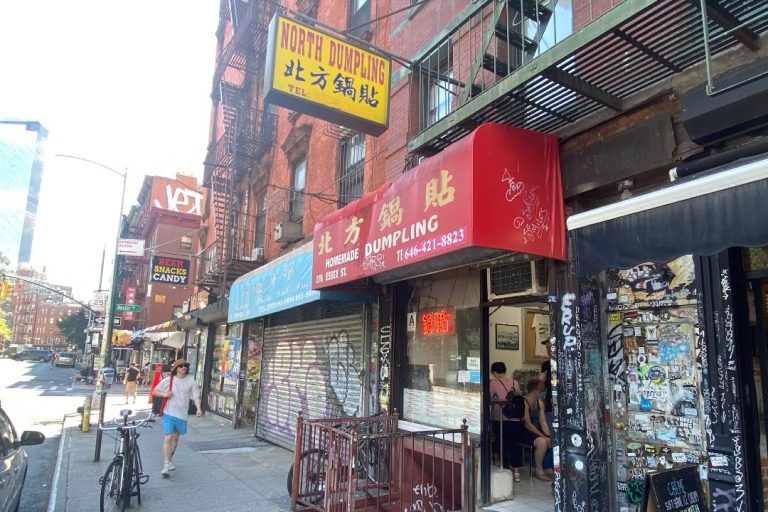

{"left": 264, "top": 15, "right": 390, "bottom": 136}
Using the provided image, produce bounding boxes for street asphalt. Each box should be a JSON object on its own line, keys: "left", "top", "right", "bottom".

{"left": 48, "top": 381, "right": 294, "bottom": 511}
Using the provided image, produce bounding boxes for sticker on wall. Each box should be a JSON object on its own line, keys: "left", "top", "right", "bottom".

{"left": 647, "top": 366, "right": 665, "bottom": 385}
{"left": 407, "top": 312, "right": 417, "bottom": 332}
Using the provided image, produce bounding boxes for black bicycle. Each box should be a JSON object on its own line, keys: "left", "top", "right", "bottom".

{"left": 98, "top": 409, "right": 152, "bottom": 512}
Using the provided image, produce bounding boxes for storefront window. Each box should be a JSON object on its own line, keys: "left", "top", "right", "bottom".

{"left": 403, "top": 276, "right": 482, "bottom": 433}
{"left": 207, "top": 323, "right": 242, "bottom": 418}
{"left": 185, "top": 331, "right": 199, "bottom": 379}
{"left": 195, "top": 328, "right": 207, "bottom": 389}
{"left": 210, "top": 323, "right": 242, "bottom": 394}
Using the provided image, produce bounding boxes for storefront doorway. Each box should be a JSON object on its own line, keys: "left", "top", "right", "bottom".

{"left": 487, "top": 303, "right": 554, "bottom": 509}
{"left": 393, "top": 268, "right": 557, "bottom": 509}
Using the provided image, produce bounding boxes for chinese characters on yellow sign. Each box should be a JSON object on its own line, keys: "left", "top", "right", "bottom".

{"left": 264, "top": 15, "right": 391, "bottom": 136}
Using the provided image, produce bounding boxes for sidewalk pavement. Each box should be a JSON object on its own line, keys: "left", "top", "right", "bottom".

{"left": 49, "top": 382, "right": 295, "bottom": 511}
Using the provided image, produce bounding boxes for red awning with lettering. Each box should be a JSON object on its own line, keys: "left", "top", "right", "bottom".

{"left": 312, "top": 123, "right": 565, "bottom": 289}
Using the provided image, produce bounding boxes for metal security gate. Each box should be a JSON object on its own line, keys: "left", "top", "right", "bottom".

{"left": 257, "top": 311, "right": 366, "bottom": 449}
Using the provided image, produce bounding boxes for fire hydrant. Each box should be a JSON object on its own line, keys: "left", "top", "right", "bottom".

{"left": 78, "top": 395, "right": 92, "bottom": 432}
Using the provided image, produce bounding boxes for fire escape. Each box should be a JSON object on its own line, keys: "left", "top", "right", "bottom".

{"left": 409, "top": 0, "right": 768, "bottom": 156}
{"left": 199, "top": 0, "right": 279, "bottom": 294}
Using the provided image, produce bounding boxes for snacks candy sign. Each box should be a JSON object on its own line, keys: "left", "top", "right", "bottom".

{"left": 150, "top": 256, "right": 190, "bottom": 285}
{"left": 264, "top": 14, "right": 390, "bottom": 136}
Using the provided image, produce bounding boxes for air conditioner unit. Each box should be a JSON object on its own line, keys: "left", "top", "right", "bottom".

{"left": 273, "top": 222, "right": 303, "bottom": 243}
{"left": 486, "top": 260, "right": 548, "bottom": 300}
{"left": 251, "top": 247, "right": 265, "bottom": 262}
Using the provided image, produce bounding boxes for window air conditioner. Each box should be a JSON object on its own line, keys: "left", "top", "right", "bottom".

{"left": 486, "top": 260, "right": 548, "bottom": 300}
{"left": 273, "top": 222, "right": 303, "bottom": 243}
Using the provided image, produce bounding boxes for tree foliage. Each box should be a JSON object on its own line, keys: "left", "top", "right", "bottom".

{"left": 0, "top": 316, "right": 10, "bottom": 341}
{"left": 57, "top": 310, "right": 89, "bottom": 350}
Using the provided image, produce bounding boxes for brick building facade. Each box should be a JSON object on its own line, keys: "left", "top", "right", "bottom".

{"left": 9, "top": 268, "right": 79, "bottom": 349}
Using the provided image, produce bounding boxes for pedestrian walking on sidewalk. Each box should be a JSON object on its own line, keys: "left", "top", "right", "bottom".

{"left": 123, "top": 363, "right": 140, "bottom": 404}
{"left": 151, "top": 359, "right": 202, "bottom": 477}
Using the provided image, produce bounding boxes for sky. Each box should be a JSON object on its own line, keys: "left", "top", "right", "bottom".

{"left": 0, "top": 1, "right": 220, "bottom": 301}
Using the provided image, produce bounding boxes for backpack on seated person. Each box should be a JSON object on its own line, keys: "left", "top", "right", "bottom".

{"left": 502, "top": 391, "right": 526, "bottom": 419}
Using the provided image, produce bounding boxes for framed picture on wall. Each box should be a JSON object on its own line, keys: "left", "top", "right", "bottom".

{"left": 524, "top": 308, "right": 550, "bottom": 364}
{"left": 495, "top": 324, "right": 520, "bottom": 350}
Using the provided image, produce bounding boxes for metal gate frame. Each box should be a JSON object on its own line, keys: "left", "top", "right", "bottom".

{"left": 290, "top": 413, "right": 473, "bottom": 512}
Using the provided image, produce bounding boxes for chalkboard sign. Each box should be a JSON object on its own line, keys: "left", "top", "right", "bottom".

{"left": 642, "top": 465, "right": 707, "bottom": 512}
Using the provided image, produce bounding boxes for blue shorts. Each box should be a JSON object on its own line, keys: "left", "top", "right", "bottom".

{"left": 163, "top": 414, "right": 187, "bottom": 435}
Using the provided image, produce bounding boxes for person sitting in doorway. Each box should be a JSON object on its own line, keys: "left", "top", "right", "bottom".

{"left": 522, "top": 378, "right": 553, "bottom": 481}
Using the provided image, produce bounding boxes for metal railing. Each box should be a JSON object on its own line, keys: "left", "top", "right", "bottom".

{"left": 290, "top": 412, "right": 472, "bottom": 511}
{"left": 413, "top": 0, "right": 573, "bottom": 134}
{"left": 409, "top": 0, "right": 768, "bottom": 155}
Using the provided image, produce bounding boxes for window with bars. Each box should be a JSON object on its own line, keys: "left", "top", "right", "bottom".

{"left": 421, "top": 42, "right": 454, "bottom": 127}
{"left": 338, "top": 133, "right": 365, "bottom": 207}
{"left": 289, "top": 158, "right": 306, "bottom": 224}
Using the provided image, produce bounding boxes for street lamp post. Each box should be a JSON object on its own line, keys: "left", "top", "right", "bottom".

{"left": 54, "top": 154, "right": 127, "bottom": 371}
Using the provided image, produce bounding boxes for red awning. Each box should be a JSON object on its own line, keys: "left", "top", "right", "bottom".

{"left": 312, "top": 123, "right": 565, "bottom": 289}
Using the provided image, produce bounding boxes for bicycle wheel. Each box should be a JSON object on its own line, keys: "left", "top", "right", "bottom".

{"left": 132, "top": 442, "right": 142, "bottom": 506}
{"left": 357, "top": 439, "right": 390, "bottom": 485}
{"left": 100, "top": 458, "right": 126, "bottom": 512}
{"left": 287, "top": 449, "right": 327, "bottom": 505}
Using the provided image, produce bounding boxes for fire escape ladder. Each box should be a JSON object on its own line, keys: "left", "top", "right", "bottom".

{"left": 459, "top": 0, "right": 554, "bottom": 105}
{"left": 209, "top": 164, "right": 232, "bottom": 292}
{"left": 200, "top": 0, "right": 282, "bottom": 292}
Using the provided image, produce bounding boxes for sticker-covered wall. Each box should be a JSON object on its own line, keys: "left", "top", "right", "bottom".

{"left": 604, "top": 257, "right": 702, "bottom": 511}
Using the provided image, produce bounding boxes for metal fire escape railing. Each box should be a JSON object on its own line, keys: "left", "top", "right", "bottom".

{"left": 408, "top": 0, "right": 768, "bottom": 157}
{"left": 199, "top": 0, "right": 280, "bottom": 292}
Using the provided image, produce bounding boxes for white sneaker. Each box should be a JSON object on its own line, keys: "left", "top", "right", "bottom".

{"left": 160, "top": 463, "right": 170, "bottom": 477}
{"left": 167, "top": 461, "right": 176, "bottom": 471}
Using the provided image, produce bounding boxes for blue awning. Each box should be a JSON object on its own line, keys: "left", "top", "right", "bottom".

{"left": 228, "top": 242, "right": 373, "bottom": 323}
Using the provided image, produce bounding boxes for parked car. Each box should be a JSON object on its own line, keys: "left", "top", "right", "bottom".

{"left": 12, "top": 349, "right": 53, "bottom": 362}
{"left": 0, "top": 402, "right": 45, "bottom": 512}
{"left": 54, "top": 351, "right": 76, "bottom": 367}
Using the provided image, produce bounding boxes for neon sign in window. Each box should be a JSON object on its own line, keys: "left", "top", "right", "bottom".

{"left": 420, "top": 308, "right": 455, "bottom": 336}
